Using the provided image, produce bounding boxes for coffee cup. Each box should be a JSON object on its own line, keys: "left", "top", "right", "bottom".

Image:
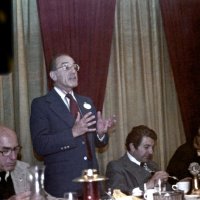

{"left": 172, "top": 181, "right": 190, "bottom": 194}
{"left": 132, "top": 187, "right": 143, "bottom": 197}
{"left": 144, "top": 188, "right": 156, "bottom": 200}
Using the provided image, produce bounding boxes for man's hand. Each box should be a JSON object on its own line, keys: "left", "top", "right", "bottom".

{"left": 146, "top": 171, "right": 169, "bottom": 189}
{"left": 72, "top": 112, "right": 96, "bottom": 137}
{"left": 96, "top": 111, "right": 116, "bottom": 137}
{"left": 8, "top": 191, "right": 31, "bottom": 200}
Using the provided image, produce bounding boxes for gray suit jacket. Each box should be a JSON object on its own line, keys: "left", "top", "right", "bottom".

{"left": 11, "top": 160, "right": 30, "bottom": 194}
{"left": 106, "top": 154, "right": 159, "bottom": 195}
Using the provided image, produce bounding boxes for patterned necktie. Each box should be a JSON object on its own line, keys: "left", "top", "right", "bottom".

{"left": 66, "top": 93, "right": 92, "bottom": 160}
{"left": 141, "top": 162, "right": 155, "bottom": 175}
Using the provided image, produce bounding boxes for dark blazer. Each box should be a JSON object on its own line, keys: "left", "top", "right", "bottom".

{"left": 167, "top": 142, "right": 200, "bottom": 181}
{"left": 106, "top": 154, "right": 159, "bottom": 195}
{"left": 30, "top": 89, "right": 108, "bottom": 198}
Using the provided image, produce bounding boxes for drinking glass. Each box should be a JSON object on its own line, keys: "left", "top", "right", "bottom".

{"left": 28, "top": 165, "right": 46, "bottom": 200}
{"left": 63, "top": 192, "right": 78, "bottom": 200}
{"left": 154, "top": 179, "right": 167, "bottom": 193}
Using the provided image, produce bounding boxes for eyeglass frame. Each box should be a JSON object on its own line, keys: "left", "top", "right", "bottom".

{"left": 56, "top": 62, "right": 80, "bottom": 72}
{"left": 0, "top": 145, "right": 22, "bottom": 157}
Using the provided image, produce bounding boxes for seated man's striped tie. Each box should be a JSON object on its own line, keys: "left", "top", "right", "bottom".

{"left": 141, "top": 162, "right": 155, "bottom": 175}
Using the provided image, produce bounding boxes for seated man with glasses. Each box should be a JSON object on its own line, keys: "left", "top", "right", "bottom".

{"left": 0, "top": 125, "right": 31, "bottom": 200}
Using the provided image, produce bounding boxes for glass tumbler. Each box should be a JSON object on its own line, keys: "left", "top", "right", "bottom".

{"left": 63, "top": 192, "right": 78, "bottom": 200}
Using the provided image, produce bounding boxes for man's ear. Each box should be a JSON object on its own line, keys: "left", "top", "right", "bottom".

{"left": 129, "top": 143, "right": 136, "bottom": 152}
{"left": 49, "top": 71, "right": 57, "bottom": 81}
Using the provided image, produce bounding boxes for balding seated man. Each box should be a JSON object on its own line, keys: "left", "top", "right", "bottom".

{"left": 0, "top": 125, "right": 31, "bottom": 200}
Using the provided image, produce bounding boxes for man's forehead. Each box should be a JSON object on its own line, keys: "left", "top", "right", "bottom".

{"left": 140, "top": 136, "right": 155, "bottom": 145}
{"left": 56, "top": 55, "right": 74, "bottom": 64}
{"left": 0, "top": 135, "right": 18, "bottom": 147}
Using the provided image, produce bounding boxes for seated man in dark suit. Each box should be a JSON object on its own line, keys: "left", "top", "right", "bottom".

{"left": 106, "top": 125, "right": 169, "bottom": 195}
{"left": 0, "top": 125, "right": 31, "bottom": 200}
{"left": 167, "top": 126, "right": 200, "bottom": 182}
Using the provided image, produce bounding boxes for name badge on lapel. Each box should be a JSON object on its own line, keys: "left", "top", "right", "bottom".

{"left": 83, "top": 102, "right": 92, "bottom": 109}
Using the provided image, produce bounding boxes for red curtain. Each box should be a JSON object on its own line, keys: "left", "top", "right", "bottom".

{"left": 37, "top": 0, "right": 116, "bottom": 111}
{"left": 159, "top": 0, "right": 200, "bottom": 141}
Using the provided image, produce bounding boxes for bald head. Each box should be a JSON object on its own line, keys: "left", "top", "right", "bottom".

{"left": 0, "top": 125, "right": 19, "bottom": 171}
{"left": 0, "top": 125, "right": 17, "bottom": 137}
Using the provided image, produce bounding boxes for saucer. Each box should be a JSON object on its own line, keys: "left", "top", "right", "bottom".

{"left": 185, "top": 194, "right": 200, "bottom": 200}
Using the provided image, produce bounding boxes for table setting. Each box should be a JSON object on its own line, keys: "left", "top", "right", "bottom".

{"left": 75, "top": 162, "right": 200, "bottom": 200}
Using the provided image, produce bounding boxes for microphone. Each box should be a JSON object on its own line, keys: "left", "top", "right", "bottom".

{"left": 188, "top": 162, "right": 200, "bottom": 176}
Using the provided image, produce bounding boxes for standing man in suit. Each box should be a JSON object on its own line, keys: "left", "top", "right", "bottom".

{"left": 0, "top": 125, "right": 31, "bottom": 200}
{"left": 106, "top": 125, "right": 169, "bottom": 195}
{"left": 30, "top": 54, "right": 116, "bottom": 199}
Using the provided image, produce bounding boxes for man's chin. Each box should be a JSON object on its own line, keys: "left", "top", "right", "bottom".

{"left": 6, "top": 163, "right": 16, "bottom": 171}
{"left": 70, "top": 83, "right": 78, "bottom": 88}
{"left": 143, "top": 157, "right": 153, "bottom": 162}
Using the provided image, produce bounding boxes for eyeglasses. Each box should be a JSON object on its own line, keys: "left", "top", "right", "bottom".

{"left": 56, "top": 63, "right": 80, "bottom": 72}
{"left": 0, "top": 146, "right": 22, "bottom": 157}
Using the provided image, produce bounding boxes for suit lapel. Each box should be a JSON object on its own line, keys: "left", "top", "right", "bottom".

{"left": 123, "top": 154, "right": 150, "bottom": 176}
{"left": 74, "top": 94, "right": 92, "bottom": 116}
{"left": 74, "top": 94, "right": 95, "bottom": 142}
{"left": 46, "top": 89, "right": 74, "bottom": 126}
{"left": 11, "top": 165, "right": 27, "bottom": 193}
{"left": 123, "top": 155, "right": 139, "bottom": 171}
{"left": 46, "top": 90, "right": 95, "bottom": 130}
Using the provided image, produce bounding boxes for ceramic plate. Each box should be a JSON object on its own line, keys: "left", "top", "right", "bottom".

{"left": 185, "top": 194, "right": 200, "bottom": 200}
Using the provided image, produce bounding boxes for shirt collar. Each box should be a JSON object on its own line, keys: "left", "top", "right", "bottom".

{"left": 127, "top": 151, "right": 142, "bottom": 166}
{"left": 54, "top": 87, "right": 75, "bottom": 99}
{"left": 0, "top": 171, "right": 10, "bottom": 182}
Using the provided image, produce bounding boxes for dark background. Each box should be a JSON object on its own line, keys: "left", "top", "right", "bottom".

{"left": 0, "top": 0, "right": 12, "bottom": 74}
{"left": 160, "top": 0, "right": 200, "bottom": 141}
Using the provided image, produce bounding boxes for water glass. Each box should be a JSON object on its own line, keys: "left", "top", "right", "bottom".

{"left": 63, "top": 192, "right": 78, "bottom": 200}
{"left": 154, "top": 179, "right": 166, "bottom": 193}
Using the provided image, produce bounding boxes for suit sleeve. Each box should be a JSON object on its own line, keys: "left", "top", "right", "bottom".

{"left": 106, "top": 161, "right": 134, "bottom": 195}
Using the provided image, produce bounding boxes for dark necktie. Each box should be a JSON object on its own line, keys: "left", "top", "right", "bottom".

{"left": 0, "top": 171, "right": 15, "bottom": 199}
{"left": 66, "top": 93, "right": 79, "bottom": 118}
{"left": 140, "top": 162, "right": 145, "bottom": 167}
{"left": 66, "top": 93, "right": 92, "bottom": 160}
